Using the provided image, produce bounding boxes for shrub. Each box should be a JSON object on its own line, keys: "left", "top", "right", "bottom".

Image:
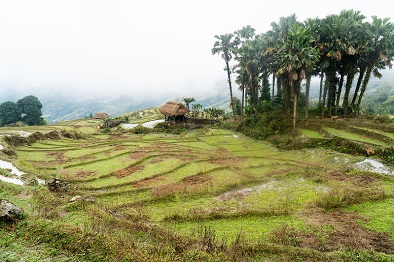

{"left": 130, "top": 124, "right": 150, "bottom": 134}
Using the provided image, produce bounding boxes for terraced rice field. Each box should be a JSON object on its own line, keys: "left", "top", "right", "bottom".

{"left": 2, "top": 117, "right": 394, "bottom": 261}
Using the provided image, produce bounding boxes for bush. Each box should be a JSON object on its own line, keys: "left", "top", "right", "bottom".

{"left": 131, "top": 124, "right": 150, "bottom": 134}
{"left": 235, "top": 110, "right": 292, "bottom": 140}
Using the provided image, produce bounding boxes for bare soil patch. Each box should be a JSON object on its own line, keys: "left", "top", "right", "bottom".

{"left": 298, "top": 208, "right": 394, "bottom": 253}
{"left": 134, "top": 175, "right": 164, "bottom": 188}
{"left": 150, "top": 156, "right": 166, "bottom": 164}
{"left": 129, "top": 152, "right": 149, "bottom": 160}
{"left": 76, "top": 170, "right": 97, "bottom": 178}
{"left": 78, "top": 155, "right": 97, "bottom": 161}
{"left": 115, "top": 165, "right": 144, "bottom": 178}
{"left": 208, "top": 148, "right": 240, "bottom": 166}
{"left": 152, "top": 174, "right": 212, "bottom": 198}
{"left": 321, "top": 170, "right": 380, "bottom": 186}
{"left": 46, "top": 151, "right": 68, "bottom": 161}
{"left": 182, "top": 174, "right": 212, "bottom": 185}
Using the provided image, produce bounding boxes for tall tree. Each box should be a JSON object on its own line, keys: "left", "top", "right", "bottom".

{"left": 182, "top": 97, "right": 195, "bottom": 110}
{"left": 275, "top": 23, "right": 319, "bottom": 135}
{"left": 0, "top": 101, "right": 20, "bottom": 126}
{"left": 16, "top": 95, "right": 44, "bottom": 126}
{"left": 212, "top": 34, "right": 239, "bottom": 117}
{"left": 354, "top": 16, "right": 394, "bottom": 113}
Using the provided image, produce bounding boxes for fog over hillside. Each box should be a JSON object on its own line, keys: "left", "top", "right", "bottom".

{"left": 1, "top": 68, "right": 394, "bottom": 123}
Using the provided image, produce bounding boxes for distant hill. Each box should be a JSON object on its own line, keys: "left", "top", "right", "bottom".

{"left": 3, "top": 68, "right": 392, "bottom": 123}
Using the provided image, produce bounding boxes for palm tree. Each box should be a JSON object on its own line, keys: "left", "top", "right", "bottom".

{"left": 354, "top": 17, "right": 394, "bottom": 113}
{"left": 268, "top": 14, "right": 299, "bottom": 113}
{"left": 212, "top": 34, "right": 240, "bottom": 117}
{"left": 182, "top": 97, "right": 195, "bottom": 110}
{"left": 275, "top": 23, "right": 319, "bottom": 135}
{"left": 234, "top": 25, "right": 256, "bottom": 116}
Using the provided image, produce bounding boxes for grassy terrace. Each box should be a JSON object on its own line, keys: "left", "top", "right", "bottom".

{"left": 324, "top": 127, "right": 389, "bottom": 146}
{"left": 1, "top": 116, "right": 394, "bottom": 261}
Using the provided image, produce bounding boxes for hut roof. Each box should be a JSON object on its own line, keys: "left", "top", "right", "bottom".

{"left": 93, "top": 112, "right": 109, "bottom": 119}
{"left": 159, "top": 101, "right": 189, "bottom": 116}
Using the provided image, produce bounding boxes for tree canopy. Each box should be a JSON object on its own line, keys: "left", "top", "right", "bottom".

{"left": 0, "top": 101, "right": 20, "bottom": 126}
{"left": 0, "top": 95, "right": 44, "bottom": 126}
{"left": 213, "top": 10, "right": 394, "bottom": 130}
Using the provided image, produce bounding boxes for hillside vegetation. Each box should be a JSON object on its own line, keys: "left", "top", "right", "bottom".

{"left": 1, "top": 110, "right": 394, "bottom": 261}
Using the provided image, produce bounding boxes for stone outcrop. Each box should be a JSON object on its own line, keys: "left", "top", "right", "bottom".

{"left": 0, "top": 198, "right": 24, "bottom": 222}
{"left": 47, "top": 178, "right": 69, "bottom": 192}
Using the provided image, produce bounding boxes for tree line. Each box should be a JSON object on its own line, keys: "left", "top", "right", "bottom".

{"left": 0, "top": 95, "right": 44, "bottom": 126}
{"left": 212, "top": 10, "right": 394, "bottom": 133}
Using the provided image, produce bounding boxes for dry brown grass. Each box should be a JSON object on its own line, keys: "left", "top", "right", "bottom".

{"left": 297, "top": 208, "right": 394, "bottom": 253}
{"left": 115, "top": 165, "right": 144, "bottom": 178}
{"left": 152, "top": 174, "right": 212, "bottom": 198}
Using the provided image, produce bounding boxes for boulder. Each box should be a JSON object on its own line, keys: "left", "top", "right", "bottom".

{"left": 47, "top": 178, "right": 69, "bottom": 192}
{"left": 0, "top": 198, "right": 24, "bottom": 222}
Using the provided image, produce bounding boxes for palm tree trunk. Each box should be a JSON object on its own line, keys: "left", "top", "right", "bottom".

{"left": 319, "top": 72, "right": 324, "bottom": 103}
{"left": 272, "top": 74, "right": 275, "bottom": 102}
{"left": 351, "top": 66, "right": 365, "bottom": 106}
{"left": 241, "top": 74, "right": 247, "bottom": 116}
{"left": 292, "top": 82, "right": 300, "bottom": 137}
{"left": 225, "top": 59, "right": 235, "bottom": 117}
{"left": 356, "top": 66, "right": 373, "bottom": 114}
{"left": 277, "top": 76, "right": 282, "bottom": 95}
{"left": 241, "top": 84, "right": 245, "bottom": 117}
{"left": 335, "top": 72, "right": 345, "bottom": 115}
{"left": 305, "top": 74, "right": 311, "bottom": 119}
{"left": 342, "top": 69, "right": 356, "bottom": 115}
{"left": 284, "top": 79, "right": 291, "bottom": 114}
{"left": 321, "top": 75, "right": 329, "bottom": 117}
{"left": 318, "top": 72, "right": 324, "bottom": 103}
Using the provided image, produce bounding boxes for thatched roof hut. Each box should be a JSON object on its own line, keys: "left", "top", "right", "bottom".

{"left": 159, "top": 101, "right": 189, "bottom": 117}
{"left": 93, "top": 112, "right": 109, "bottom": 119}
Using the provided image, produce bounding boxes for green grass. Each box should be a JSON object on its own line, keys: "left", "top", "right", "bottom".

{"left": 325, "top": 127, "right": 389, "bottom": 146}
{"left": 2, "top": 116, "right": 394, "bottom": 261}
{"left": 354, "top": 126, "right": 394, "bottom": 140}
{"left": 166, "top": 215, "right": 303, "bottom": 242}
{"left": 300, "top": 129, "right": 323, "bottom": 139}
{"left": 346, "top": 199, "right": 394, "bottom": 239}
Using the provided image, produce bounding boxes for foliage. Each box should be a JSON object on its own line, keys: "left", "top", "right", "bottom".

{"left": 130, "top": 124, "right": 151, "bottom": 134}
{"left": 236, "top": 110, "right": 292, "bottom": 139}
{"left": 203, "top": 107, "right": 225, "bottom": 119}
{"left": 213, "top": 10, "right": 394, "bottom": 135}
{"left": 0, "top": 101, "right": 20, "bottom": 126}
{"left": 0, "top": 96, "right": 45, "bottom": 126}
{"left": 182, "top": 97, "right": 195, "bottom": 110}
{"left": 16, "top": 95, "right": 44, "bottom": 125}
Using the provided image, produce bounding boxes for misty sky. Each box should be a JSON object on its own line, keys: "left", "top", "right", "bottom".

{"left": 0, "top": 0, "right": 393, "bottom": 101}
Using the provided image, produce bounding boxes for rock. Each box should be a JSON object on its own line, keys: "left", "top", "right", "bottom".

{"left": 70, "top": 196, "right": 82, "bottom": 202}
{"left": 69, "top": 195, "right": 96, "bottom": 203}
{"left": 47, "top": 178, "right": 69, "bottom": 192}
{"left": 0, "top": 198, "right": 24, "bottom": 222}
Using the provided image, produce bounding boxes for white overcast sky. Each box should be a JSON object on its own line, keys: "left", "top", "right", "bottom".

{"left": 0, "top": 0, "right": 393, "bottom": 101}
